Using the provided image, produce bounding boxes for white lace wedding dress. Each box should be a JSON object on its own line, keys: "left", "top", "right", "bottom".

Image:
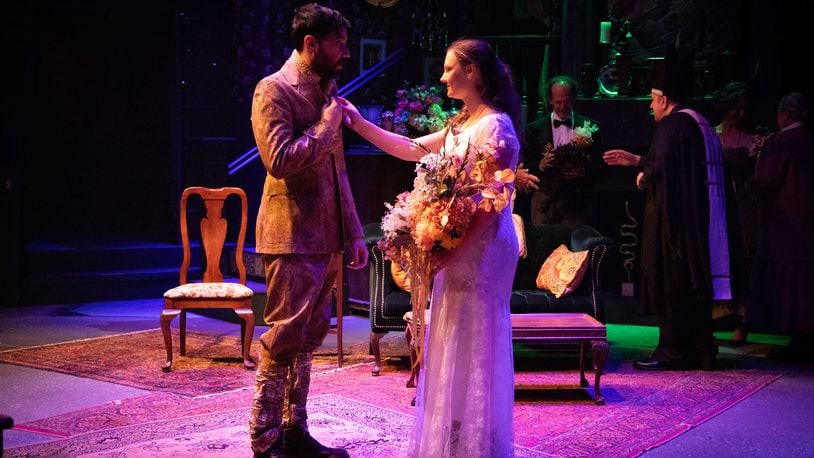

{"left": 411, "top": 112, "right": 520, "bottom": 457}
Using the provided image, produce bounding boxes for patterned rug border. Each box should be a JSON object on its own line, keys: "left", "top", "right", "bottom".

{"left": 0, "top": 328, "right": 403, "bottom": 397}
{"left": 637, "top": 367, "right": 789, "bottom": 455}
{"left": 0, "top": 328, "right": 160, "bottom": 355}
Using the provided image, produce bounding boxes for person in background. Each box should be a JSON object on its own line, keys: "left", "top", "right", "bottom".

{"left": 248, "top": 4, "right": 367, "bottom": 457}
{"left": 519, "top": 75, "right": 603, "bottom": 226}
{"left": 711, "top": 81, "right": 767, "bottom": 345}
{"left": 746, "top": 92, "right": 814, "bottom": 360}
{"left": 603, "top": 48, "right": 743, "bottom": 371}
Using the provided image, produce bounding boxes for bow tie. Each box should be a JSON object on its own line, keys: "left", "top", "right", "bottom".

{"left": 553, "top": 118, "right": 572, "bottom": 128}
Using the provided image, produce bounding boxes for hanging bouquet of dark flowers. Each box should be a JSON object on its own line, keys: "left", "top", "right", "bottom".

{"left": 541, "top": 120, "right": 599, "bottom": 171}
{"left": 390, "top": 82, "right": 451, "bottom": 137}
{"left": 378, "top": 137, "right": 515, "bottom": 362}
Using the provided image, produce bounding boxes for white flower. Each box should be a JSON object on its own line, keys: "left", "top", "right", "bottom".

{"left": 574, "top": 120, "right": 599, "bottom": 142}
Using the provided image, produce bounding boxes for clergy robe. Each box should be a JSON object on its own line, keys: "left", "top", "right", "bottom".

{"left": 638, "top": 105, "right": 744, "bottom": 363}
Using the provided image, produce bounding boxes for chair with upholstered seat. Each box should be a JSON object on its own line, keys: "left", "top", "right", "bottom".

{"left": 160, "top": 187, "right": 255, "bottom": 372}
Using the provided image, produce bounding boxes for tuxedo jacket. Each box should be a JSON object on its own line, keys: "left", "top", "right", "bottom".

{"left": 251, "top": 52, "right": 363, "bottom": 255}
{"left": 522, "top": 111, "right": 603, "bottom": 183}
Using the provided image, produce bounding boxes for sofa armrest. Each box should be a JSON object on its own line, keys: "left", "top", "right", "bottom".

{"left": 364, "top": 224, "right": 413, "bottom": 334}
{"left": 363, "top": 222, "right": 384, "bottom": 248}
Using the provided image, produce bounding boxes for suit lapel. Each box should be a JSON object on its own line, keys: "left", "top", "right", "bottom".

{"left": 280, "top": 56, "right": 326, "bottom": 112}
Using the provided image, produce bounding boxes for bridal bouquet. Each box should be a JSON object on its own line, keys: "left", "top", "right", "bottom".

{"left": 390, "top": 82, "right": 450, "bottom": 137}
{"left": 379, "top": 138, "right": 515, "bottom": 361}
{"left": 542, "top": 120, "right": 599, "bottom": 170}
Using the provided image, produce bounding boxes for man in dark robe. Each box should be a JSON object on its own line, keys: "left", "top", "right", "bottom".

{"left": 603, "top": 50, "right": 742, "bottom": 370}
{"left": 746, "top": 93, "right": 814, "bottom": 359}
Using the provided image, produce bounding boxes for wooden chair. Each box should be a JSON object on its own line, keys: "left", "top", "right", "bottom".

{"left": 160, "top": 187, "right": 255, "bottom": 372}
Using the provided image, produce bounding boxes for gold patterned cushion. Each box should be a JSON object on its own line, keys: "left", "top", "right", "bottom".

{"left": 391, "top": 262, "right": 411, "bottom": 292}
{"left": 163, "top": 282, "right": 253, "bottom": 299}
{"left": 536, "top": 244, "right": 589, "bottom": 298}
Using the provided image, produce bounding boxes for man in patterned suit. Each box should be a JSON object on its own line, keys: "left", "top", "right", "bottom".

{"left": 248, "top": 4, "right": 367, "bottom": 457}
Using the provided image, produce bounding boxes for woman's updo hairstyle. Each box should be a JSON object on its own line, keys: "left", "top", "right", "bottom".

{"left": 447, "top": 38, "right": 522, "bottom": 134}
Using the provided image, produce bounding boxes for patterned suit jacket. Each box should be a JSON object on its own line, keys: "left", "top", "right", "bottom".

{"left": 251, "top": 51, "right": 363, "bottom": 255}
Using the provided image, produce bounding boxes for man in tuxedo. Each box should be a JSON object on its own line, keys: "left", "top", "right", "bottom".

{"left": 248, "top": 4, "right": 367, "bottom": 457}
{"left": 518, "top": 75, "right": 603, "bottom": 226}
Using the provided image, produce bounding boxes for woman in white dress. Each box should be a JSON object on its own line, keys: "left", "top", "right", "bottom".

{"left": 341, "top": 38, "right": 521, "bottom": 457}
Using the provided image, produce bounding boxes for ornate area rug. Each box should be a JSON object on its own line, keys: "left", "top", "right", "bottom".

{"left": 0, "top": 329, "right": 403, "bottom": 397}
{"left": 8, "top": 394, "right": 418, "bottom": 458}
{"left": 8, "top": 349, "right": 787, "bottom": 457}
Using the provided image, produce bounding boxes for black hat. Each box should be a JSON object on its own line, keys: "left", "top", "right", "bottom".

{"left": 651, "top": 46, "right": 694, "bottom": 103}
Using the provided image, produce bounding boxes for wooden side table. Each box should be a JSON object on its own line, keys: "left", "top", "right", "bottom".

{"left": 512, "top": 313, "right": 609, "bottom": 405}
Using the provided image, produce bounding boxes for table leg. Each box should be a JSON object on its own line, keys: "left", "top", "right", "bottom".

{"left": 591, "top": 340, "right": 609, "bottom": 405}
{"left": 579, "top": 340, "right": 588, "bottom": 387}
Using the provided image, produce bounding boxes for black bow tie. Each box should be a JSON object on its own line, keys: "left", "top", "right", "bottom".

{"left": 553, "top": 118, "right": 572, "bottom": 128}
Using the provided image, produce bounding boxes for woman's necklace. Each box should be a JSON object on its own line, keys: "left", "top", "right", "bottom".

{"left": 461, "top": 104, "right": 489, "bottom": 130}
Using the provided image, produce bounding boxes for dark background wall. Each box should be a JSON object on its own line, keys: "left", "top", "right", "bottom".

{"left": 2, "top": 0, "right": 812, "bottom": 306}
{"left": 5, "top": 2, "right": 176, "bottom": 241}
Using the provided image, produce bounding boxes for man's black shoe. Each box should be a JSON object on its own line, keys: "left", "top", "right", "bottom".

{"left": 634, "top": 357, "right": 715, "bottom": 371}
{"left": 283, "top": 424, "right": 349, "bottom": 458}
{"left": 633, "top": 358, "right": 676, "bottom": 371}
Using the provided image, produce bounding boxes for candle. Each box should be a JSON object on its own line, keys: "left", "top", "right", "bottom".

{"left": 599, "top": 21, "right": 611, "bottom": 44}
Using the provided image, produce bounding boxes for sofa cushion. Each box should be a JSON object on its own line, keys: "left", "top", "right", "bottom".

{"left": 390, "top": 262, "right": 412, "bottom": 292}
{"left": 513, "top": 224, "right": 575, "bottom": 290}
{"left": 536, "top": 244, "right": 590, "bottom": 298}
{"left": 383, "top": 291, "right": 412, "bottom": 317}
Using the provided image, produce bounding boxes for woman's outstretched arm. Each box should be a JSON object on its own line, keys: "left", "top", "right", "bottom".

{"left": 339, "top": 97, "right": 445, "bottom": 162}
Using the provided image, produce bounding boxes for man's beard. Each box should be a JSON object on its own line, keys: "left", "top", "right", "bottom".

{"left": 312, "top": 52, "right": 347, "bottom": 80}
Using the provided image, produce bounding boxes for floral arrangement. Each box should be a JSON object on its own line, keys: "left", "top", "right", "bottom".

{"left": 541, "top": 120, "right": 599, "bottom": 171}
{"left": 378, "top": 138, "right": 515, "bottom": 361}
{"left": 379, "top": 139, "right": 515, "bottom": 263}
{"left": 390, "top": 82, "right": 451, "bottom": 137}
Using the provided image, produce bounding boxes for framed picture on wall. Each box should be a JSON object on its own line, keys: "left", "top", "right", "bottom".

{"left": 360, "top": 38, "right": 386, "bottom": 73}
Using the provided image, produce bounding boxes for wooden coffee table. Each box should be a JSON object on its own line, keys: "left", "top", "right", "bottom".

{"left": 512, "top": 313, "right": 609, "bottom": 405}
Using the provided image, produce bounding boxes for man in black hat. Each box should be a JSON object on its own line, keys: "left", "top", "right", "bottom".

{"left": 603, "top": 49, "right": 741, "bottom": 370}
